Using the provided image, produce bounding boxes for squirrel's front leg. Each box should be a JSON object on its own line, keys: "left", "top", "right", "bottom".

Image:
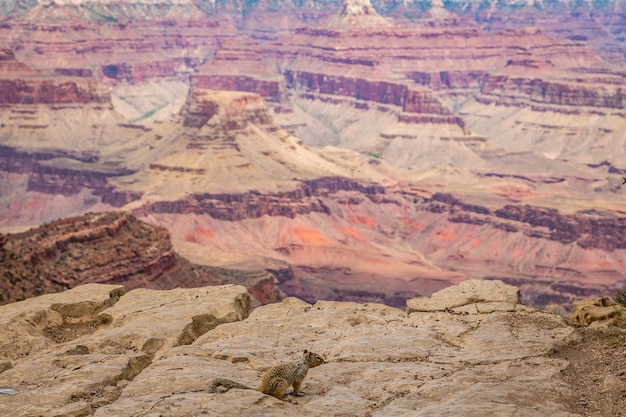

{"left": 293, "top": 379, "right": 305, "bottom": 396}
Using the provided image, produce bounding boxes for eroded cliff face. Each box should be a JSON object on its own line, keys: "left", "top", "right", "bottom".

{"left": 0, "top": 81, "right": 624, "bottom": 308}
{"left": 0, "top": 211, "right": 285, "bottom": 306}
{"left": 0, "top": 211, "right": 169, "bottom": 304}
{"left": 137, "top": 186, "right": 626, "bottom": 307}
{"left": 479, "top": 73, "right": 625, "bottom": 112}
{"left": 0, "top": 47, "right": 110, "bottom": 105}
{"left": 0, "top": 79, "right": 106, "bottom": 104}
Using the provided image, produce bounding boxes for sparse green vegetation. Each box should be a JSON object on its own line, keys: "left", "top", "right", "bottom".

{"left": 615, "top": 290, "right": 626, "bottom": 308}
{"left": 101, "top": 15, "right": 119, "bottom": 23}
{"left": 132, "top": 109, "right": 156, "bottom": 123}
{"left": 80, "top": 5, "right": 119, "bottom": 23}
{"left": 367, "top": 152, "right": 382, "bottom": 159}
{"left": 132, "top": 104, "right": 169, "bottom": 123}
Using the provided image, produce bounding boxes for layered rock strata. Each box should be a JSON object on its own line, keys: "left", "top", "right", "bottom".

{"left": 0, "top": 47, "right": 109, "bottom": 105}
{"left": 0, "top": 211, "right": 284, "bottom": 306}
{"left": 0, "top": 2, "right": 625, "bottom": 312}
{"left": 0, "top": 80, "right": 623, "bottom": 309}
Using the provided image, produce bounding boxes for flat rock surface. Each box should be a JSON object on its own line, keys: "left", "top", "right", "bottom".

{"left": 5, "top": 280, "right": 621, "bottom": 416}
{"left": 0, "top": 283, "right": 125, "bottom": 360}
{"left": 88, "top": 281, "right": 579, "bottom": 417}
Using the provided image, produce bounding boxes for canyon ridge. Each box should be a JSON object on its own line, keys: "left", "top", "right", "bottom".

{"left": 0, "top": 0, "right": 625, "bottom": 307}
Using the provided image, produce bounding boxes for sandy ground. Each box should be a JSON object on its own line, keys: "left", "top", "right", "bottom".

{"left": 552, "top": 327, "right": 626, "bottom": 417}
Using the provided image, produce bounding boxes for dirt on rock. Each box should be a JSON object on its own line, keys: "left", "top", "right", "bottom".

{"left": 42, "top": 319, "right": 99, "bottom": 344}
{"left": 552, "top": 327, "right": 626, "bottom": 417}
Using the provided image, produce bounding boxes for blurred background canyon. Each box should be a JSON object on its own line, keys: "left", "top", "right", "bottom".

{"left": 0, "top": 0, "right": 625, "bottom": 308}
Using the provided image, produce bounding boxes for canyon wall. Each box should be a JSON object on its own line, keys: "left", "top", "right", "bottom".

{"left": 0, "top": 0, "right": 624, "bottom": 311}
{"left": 0, "top": 212, "right": 284, "bottom": 306}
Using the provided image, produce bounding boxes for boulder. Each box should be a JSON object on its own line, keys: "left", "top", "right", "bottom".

{"left": 570, "top": 297, "right": 626, "bottom": 328}
{"left": 406, "top": 279, "right": 520, "bottom": 314}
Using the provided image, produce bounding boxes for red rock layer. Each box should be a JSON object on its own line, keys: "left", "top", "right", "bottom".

{"left": 0, "top": 79, "right": 108, "bottom": 105}
{"left": 0, "top": 4, "right": 624, "bottom": 310}
{"left": 191, "top": 75, "right": 282, "bottom": 102}
{"left": 0, "top": 211, "right": 284, "bottom": 306}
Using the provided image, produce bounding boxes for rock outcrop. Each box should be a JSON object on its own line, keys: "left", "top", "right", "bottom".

{"left": 426, "top": 193, "right": 626, "bottom": 251}
{"left": 0, "top": 280, "right": 589, "bottom": 416}
{"left": 0, "top": 211, "right": 284, "bottom": 306}
{"left": 323, "top": 0, "right": 393, "bottom": 30}
{"left": 0, "top": 78, "right": 108, "bottom": 105}
{"left": 0, "top": 283, "right": 250, "bottom": 416}
{"left": 0, "top": 47, "right": 109, "bottom": 106}
{"left": 133, "top": 176, "right": 387, "bottom": 220}
{"left": 0, "top": 211, "right": 174, "bottom": 304}
{"left": 570, "top": 296, "right": 626, "bottom": 328}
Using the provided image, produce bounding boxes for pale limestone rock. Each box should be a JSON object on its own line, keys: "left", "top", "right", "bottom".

{"left": 0, "top": 284, "right": 251, "bottom": 416}
{"left": 324, "top": 0, "right": 394, "bottom": 30}
{"left": 0, "top": 359, "right": 12, "bottom": 373}
{"left": 406, "top": 279, "right": 520, "bottom": 314}
{"left": 602, "top": 374, "right": 626, "bottom": 392}
{"left": 0, "top": 353, "right": 150, "bottom": 417}
{"left": 94, "top": 282, "right": 578, "bottom": 417}
{"left": 0, "top": 283, "right": 125, "bottom": 360}
{"left": 93, "top": 285, "right": 251, "bottom": 357}
{"left": 0, "top": 280, "right": 582, "bottom": 416}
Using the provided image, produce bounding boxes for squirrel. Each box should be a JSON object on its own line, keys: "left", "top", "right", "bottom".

{"left": 208, "top": 349, "right": 325, "bottom": 401}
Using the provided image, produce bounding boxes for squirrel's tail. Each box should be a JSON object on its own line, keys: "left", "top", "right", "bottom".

{"left": 209, "top": 378, "right": 254, "bottom": 393}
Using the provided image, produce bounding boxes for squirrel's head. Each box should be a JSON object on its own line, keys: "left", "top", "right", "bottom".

{"left": 303, "top": 349, "right": 325, "bottom": 367}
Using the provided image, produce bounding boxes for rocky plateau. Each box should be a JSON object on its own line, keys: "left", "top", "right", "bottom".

{"left": 1, "top": 279, "right": 626, "bottom": 416}
{"left": 0, "top": 0, "right": 625, "bottom": 309}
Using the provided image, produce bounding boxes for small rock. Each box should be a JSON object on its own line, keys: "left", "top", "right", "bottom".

{"left": 66, "top": 345, "right": 90, "bottom": 355}
{"left": 0, "top": 360, "right": 12, "bottom": 373}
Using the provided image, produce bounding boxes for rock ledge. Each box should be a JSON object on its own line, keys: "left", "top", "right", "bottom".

{"left": 0, "top": 280, "right": 583, "bottom": 416}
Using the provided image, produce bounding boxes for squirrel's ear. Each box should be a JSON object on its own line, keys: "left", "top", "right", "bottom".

{"left": 303, "top": 349, "right": 309, "bottom": 354}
